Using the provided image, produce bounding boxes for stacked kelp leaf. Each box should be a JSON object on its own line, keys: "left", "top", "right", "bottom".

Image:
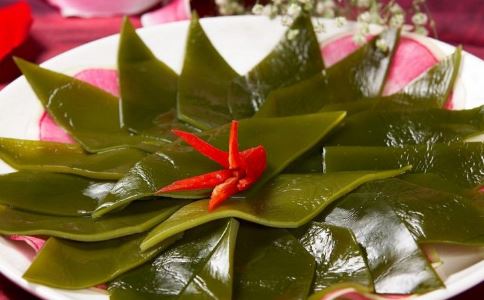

{"left": 0, "top": 14, "right": 482, "bottom": 300}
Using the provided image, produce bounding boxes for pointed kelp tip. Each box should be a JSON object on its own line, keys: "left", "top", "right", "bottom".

{"left": 118, "top": 15, "right": 154, "bottom": 62}
{"left": 13, "top": 56, "right": 34, "bottom": 75}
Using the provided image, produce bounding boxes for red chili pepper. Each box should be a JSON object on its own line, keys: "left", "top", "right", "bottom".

{"left": 158, "top": 120, "right": 267, "bottom": 211}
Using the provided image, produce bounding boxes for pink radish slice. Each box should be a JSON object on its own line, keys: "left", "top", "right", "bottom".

{"left": 321, "top": 33, "right": 441, "bottom": 99}
{"left": 382, "top": 36, "right": 439, "bottom": 96}
{"left": 45, "top": 0, "right": 160, "bottom": 18}
{"left": 9, "top": 235, "right": 45, "bottom": 253}
{"left": 141, "top": 0, "right": 190, "bottom": 27}
{"left": 321, "top": 34, "right": 373, "bottom": 68}
{"left": 38, "top": 68, "right": 119, "bottom": 143}
{"left": 320, "top": 287, "right": 410, "bottom": 300}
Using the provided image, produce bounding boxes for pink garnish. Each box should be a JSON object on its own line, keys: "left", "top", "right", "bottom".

{"left": 38, "top": 68, "right": 119, "bottom": 143}
{"left": 45, "top": 0, "right": 160, "bottom": 18}
{"left": 141, "top": 0, "right": 190, "bottom": 27}
{"left": 9, "top": 235, "right": 45, "bottom": 253}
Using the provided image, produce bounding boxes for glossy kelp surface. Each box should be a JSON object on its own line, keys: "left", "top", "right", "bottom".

{"left": 359, "top": 179, "right": 484, "bottom": 245}
{"left": 321, "top": 192, "right": 444, "bottom": 294}
{"left": 292, "top": 222, "right": 372, "bottom": 293}
{"left": 255, "top": 29, "right": 399, "bottom": 118}
{"left": 326, "top": 106, "right": 484, "bottom": 146}
{"left": 323, "top": 143, "right": 484, "bottom": 188}
{"left": 118, "top": 19, "right": 178, "bottom": 133}
{"left": 0, "top": 199, "right": 187, "bottom": 241}
{"left": 0, "top": 138, "right": 146, "bottom": 180}
{"left": 140, "top": 169, "right": 408, "bottom": 251}
{"left": 15, "top": 58, "right": 164, "bottom": 153}
{"left": 233, "top": 223, "right": 315, "bottom": 300}
{"left": 109, "top": 219, "right": 239, "bottom": 300}
{"left": 94, "top": 112, "right": 345, "bottom": 217}
{"left": 177, "top": 14, "right": 239, "bottom": 130}
{"left": 228, "top": 14, "right": 323, "bottom": 117}
{"left": 0, "top": 171, "right": 113, "bottom": 216}
{"left": 24, "top": 233, "right": 180, "bottom": 289}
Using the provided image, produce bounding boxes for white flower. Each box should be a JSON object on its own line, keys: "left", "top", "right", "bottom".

{"left": 335, "top": 16, "right": 347, "bottom": 27}
{"left": 358, "top": 11, "right": 371, "bottom": 23}
{"left": 281, "top": 15, "right": 293, "bottom": 26}
{"left": 415, "top": 26, "right": 429, "bottom": 36}
{"left": 390, "top": 14, "right": 404, "bottom": 28}
{"left": 412, "top": 12, "right": 428, "bottom": 25}
{"left": 314, "top": 22, "right": 326, "bottom": 33}
{"left": 252, "top": 4, "right": 264, "bottom": 15}
{"left": 287, "top": 29, "right": 300, "bottom": 40}
{"left": 356, "top": 0, "right": 371, "bottom": 8}
{"left": 287, "top": 3, "right": 302, "bottom": 17}
{"left": 376, "top": 38, "right": 388, "bottom": 52}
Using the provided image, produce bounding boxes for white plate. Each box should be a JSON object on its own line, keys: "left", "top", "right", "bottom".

{"left": 0, "top": 16, "right": 483, "bottom": 300}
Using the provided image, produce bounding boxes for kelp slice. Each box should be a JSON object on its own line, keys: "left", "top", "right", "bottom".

{"left": 0, "top": 171, "right": 113, "bottom": 216}
{"left": 233, "top": 224, "right": 315, "bottom": 300}
{"left": 321, "top": 192, "right": 444, "bottom": 294}
{"left": 177, "top": 14, "right": 239, "bottom": 130}
{"left": 15, "top": 58, "right": 163, "bottom": 153}
{"left": 140, "top": 168, "right": 408, "bottom": 251}
{"left": 323, "top": 142, "right": 484, "bottom": 188}
{"left": 109, "top": 219, "right": 239, "bottom": 300}
{"left": 118, "top": 19, "right": 178, "bottom": 133}
{"left": 255, "top": 29, "right": 400, "bottom": 118}
{"left": 23, "top": 233, "right": 180, "bottom": 289}
{"left": 326, "top": 106, "right": 484, "bottom": 146}
{"left": 0, "top": 199, "right": 187, "bottom": 242}
{"left": 291, "top": 222, "right": 372, "bottom": 293}
{"left": 360, "top": 179, "right": 484, "bottom": 245}
{"left": 0, "top": 138, "right": 146, "bottom": 180}
{"left": 258, "top": 46, "right": 461, "bottom": 119}
{"left": 94, "top": 112, "right": 345, "bottom": 217}
{"left": 228, "top": 14, "right": 324, "bottom": 117}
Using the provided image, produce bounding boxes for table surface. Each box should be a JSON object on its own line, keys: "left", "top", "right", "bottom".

{"left": 0, "top": 0, "right": 483, "bottom": 299}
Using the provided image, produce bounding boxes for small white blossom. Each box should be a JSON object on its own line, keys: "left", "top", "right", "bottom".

{"left": 314, "top": 22, "right": 326, "bottom": 33}
{"left": 376, "top": 38, "right": 389, "bottom": 52}
{"left": 316, "top": 2, "right": 325, "bottom": 14}
{"left": 390, "top": 14, "right": 404, "bottom": 27}
{"left": 287, "top": 3, "right": 302, "bottom": 17}
{"left": 335, "top": 16, "right": 347, "bottom": 27}
{"left": 415, "top": 26, "right": 429, "bottom": 36}
{"left": 323, "top": 9, "right": 335, "bottom": 18}
{"left": 390, "top": 3, "right": 403, "bottom": 14}
{"left": 252, "top": 4, "right": 264, "bottom": 15}
{"left": 358, "top": 11, "right": 371, "bottom": 23}
{"left": 287, "top": 29, "right": 300, "bottom": 40}
{"left": 353, "top": 33, "right": 367, "bottom": 45}
{"left": 412, "top": 12, "right": 428, "bottom": 25}
{"left": 281, "top": 15, "right": 293, "bottom": 26}
{"left": 356, "top": 0, "right": 371, "bottom": 8}
{"left": 298, "top": 0, "right": 310, "bottom": 4}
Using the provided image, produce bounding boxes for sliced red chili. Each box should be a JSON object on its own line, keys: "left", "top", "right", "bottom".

{"left": 157, "top": 169, "right": 233, "bottom": 193}
{"left": 159, "top": 120, "right": 267, "bottom": 211}
{"left": 172, "top": 129, "right": 229, "bottom": 168}
{"left": 209, "top": 177, "right": 239, "bottom": 211}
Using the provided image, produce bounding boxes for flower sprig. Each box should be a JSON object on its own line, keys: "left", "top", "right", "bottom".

{"left": 215, "top": 0, "right": 435, "bottom": 45}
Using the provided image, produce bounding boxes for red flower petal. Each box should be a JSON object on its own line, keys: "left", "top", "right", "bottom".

{"left": 45, "top": 0, "right": 160, "bottom": 18}
{"left": 228, "top": 120, "right": 242, "bottom": 170}
{"left": 9, "top": 235, "right": 45, "bottom": 253}
{"left": 141, "top": 0, "right": 190, "bottom": 27}
{"left": 0, "top": 1, "right": 32, "bottom": 61}
{"left": 38, "top": 68, "right": 119, "bottom": 143}
{"left": 238, "top": 145, "right": 267, "bottom": 191}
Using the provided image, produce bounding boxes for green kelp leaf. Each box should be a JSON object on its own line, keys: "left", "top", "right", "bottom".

{"left": 15, "top": 58, "right": 164, "bottom": 153}
{"left": 307, "top": 283, "right": 378, "bottom": 300}
{"left": 229, "top": 14, "right": 324, "bottom": 117}
{"left": 320, "top": 192, "right": 444, "bottom": 294}
{"left": 109, "top": 219, "right": 239, "bottom": 300}
{"left": 401, "top": 46, "right": 461, "bottom": 107}
{"left": 323, "top": 143, "right": 484, "bottom": 188}
{"left": 256, "top": 29, "right": 400, "bottom": 118}
{"left": 326, "top": 106, "right": 484, "bottom": 146}
{"left": 360, "top": 179, "right": 484, "bottom": 245}
{"left": 118, "top": 19, "right": 178, "bottom": 133}
{"left": 140, "top": 168, "right": 408, "bottom": 251}
{"left": 401, "top": 173, "right": 473, "bottom": 197}
{"left": 291, "top": 222, "right": 372, "bottom": 293}
{"left": 0, "top": 171, "right": 113, "bottom": 216}
{"left": 233, "top": 224, "right": 315, "bottom": 300}
{"left": 0, "top": 199, "right": 187, "bottom": 242}
{"left": 0, "top": 138, "right": 146, "bottom": 180}
{"left": 23, "top": 233, "right": 180, "bottom": 289}
{"left": 94, "top": 112, "right": 345, "bottom": 217}
{"left": 177, "top": 14, "right": 239, "bottom": 130}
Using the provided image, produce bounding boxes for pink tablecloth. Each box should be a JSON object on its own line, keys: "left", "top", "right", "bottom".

{"left": 0, "top": 0, "right": 483, "bottom": 299}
